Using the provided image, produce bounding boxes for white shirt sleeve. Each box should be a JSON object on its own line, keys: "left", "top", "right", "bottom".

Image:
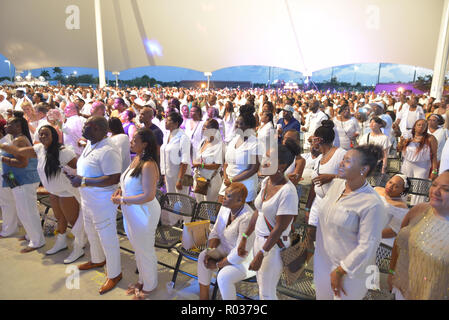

{"left": 179, "top": 133, "right": 191, "bottom": 164}
{"left": 59, "top": 148, "right": 77, "bottom": 166}
{"left": 340, "top": 201, "right": 386, "bottom": 277}
{"left": 227, "top": 215, "right": 255, "bottom": 265}
{"left": 99, "top": 149, "right": 122, "bottom": 175}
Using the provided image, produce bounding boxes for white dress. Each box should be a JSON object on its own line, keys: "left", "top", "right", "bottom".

{"left": 120, "top": 165, "right": 161, "bottom": 292}
{"left": 223, "top": 113, "right": 236, "bottom": 144}
{"left": 193, "top": 139, "right": 223, "bottom": 203}
{"left": 333, "top": 118, "right": 360, "bottom": 150}
{"left": 110, "top": 133, "right": 131, "bottom": 173}
{"left": 309, "top": 148, "right": 347, "bottom": 226}
{"left": 218, "top": 134, "right": 259, "bottom": 202}
{"left": 429, "top": 127, "right": 449, "bottom": 162}
{"left": 33, "top": 143, "right": 80, "bottom": 200}
{"left": 0, "top": 134, "right": 18, "bottom": 237}
{"left": 314, "top": 179, "right": 386, "bottom": 300}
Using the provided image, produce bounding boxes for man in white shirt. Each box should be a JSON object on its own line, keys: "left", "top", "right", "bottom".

{"left": 302, "top": 100, "right": 328, "bottom": 150}
{"left": 66, "top": 116, "right": 122, "bottom": 295}
{"left": 14, "top": 88, "right": 31, "bottom": 112}
{"left": 33, "top": 104, "right": 50, "bottom": 143}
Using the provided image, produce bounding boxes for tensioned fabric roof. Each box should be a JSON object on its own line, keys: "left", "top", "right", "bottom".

{"left": 0, "top": 0, "right": 445, "bottom": 74}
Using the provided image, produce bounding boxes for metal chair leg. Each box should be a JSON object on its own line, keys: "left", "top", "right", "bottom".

{"left": 171, "top": 252, "right": 184, "bottom": 288}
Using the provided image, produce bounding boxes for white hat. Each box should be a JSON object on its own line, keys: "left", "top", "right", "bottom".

{"left": 144, "top": 90, "right": 151, "bottom": 96}
{"left": 282, "top": 105, "right": 295, "bottom": 113}
{"left": 130, "top": 90, "right": 138, "bottom": 96}
{"left": 16, "top": 87, "right": 26, "bottom": 92}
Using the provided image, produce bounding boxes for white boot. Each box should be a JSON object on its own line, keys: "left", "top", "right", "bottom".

{"left": 46, "top": 233, "right": 68, "bottom": 255}
{"left": 63, "top": 243, "right": 84, "bottom": 264}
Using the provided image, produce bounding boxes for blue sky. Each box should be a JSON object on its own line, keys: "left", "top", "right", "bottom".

{"left": 0, "top": 53, "right": 433, "bottom": 85}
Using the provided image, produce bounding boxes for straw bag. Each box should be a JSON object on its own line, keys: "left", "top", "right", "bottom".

{"left": 263, "top": 216, "right": 310, "bottom": 285}
{"left": 182, "top": 220, "right": 210, "bottom": 250}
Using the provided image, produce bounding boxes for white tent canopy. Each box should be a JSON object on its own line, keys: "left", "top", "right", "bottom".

{"left": 0, "top": 0, "right": 447, "bottom": 90}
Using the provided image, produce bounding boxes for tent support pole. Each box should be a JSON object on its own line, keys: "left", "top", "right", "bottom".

{"left": 95, "top": 0, "right": 106, "bottom": 88}
{"left": 431, "top": 0, "right": 449, "bottom": 100}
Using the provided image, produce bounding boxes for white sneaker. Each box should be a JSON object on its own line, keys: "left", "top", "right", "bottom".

{"left": 63, "top": 246, "right": 84, "bottom": 264}
{"left": 46, "top": 233, "right": 68, "bottom": 255}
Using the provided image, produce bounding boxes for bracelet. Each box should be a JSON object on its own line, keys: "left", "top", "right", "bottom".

{"left": 120, "top": 197, "right": 125, "bottom": 205}
{"left": 201, "top": 162, "right": 205, "bottom": 169}
{"left": 432, "top": 169, "right": 438, "bottom": 175}
{"left": 242, "top": 233, "right": 249, "bottom": 239}
{"left": 229, "top": 177, "right": 233, "bottom": 183}
{"left": 304, "top": 208, "right": 310, "bottom": 212}
{"left": 388, "top": 269, "right": 395, "bottom": 275}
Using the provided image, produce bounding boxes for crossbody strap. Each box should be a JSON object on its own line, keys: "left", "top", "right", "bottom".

{"left": 263, "top": 215, "right": 285, "bottom": 249}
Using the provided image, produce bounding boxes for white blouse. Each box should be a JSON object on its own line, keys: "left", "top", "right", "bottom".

{"left": 208, "top": 204, "right": 255, "bottom": 266}
{"left": 254, "top": 177, "right": 299, "bottom": 242}
{"left": 358, "top": 132, "right": 390, "bottom": 151}
{"left": 315, "top": 178, "right": 387, "bottom": 277}
{"left": 225, "top": 134, "right": 259, "bottom": 178}
{"left": 195, "top": 139, "right": 224, "bottom": 180}
{"left": 333, "top": 118, "right": 360, "bottom": 150}
{"left": 160, "top": 129, "right": 191, "bottom": 177}
{"left": 429, "top": 127, "right": 449, "bottom": 161}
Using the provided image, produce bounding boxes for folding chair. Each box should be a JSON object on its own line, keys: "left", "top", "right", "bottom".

{"left": 363, "top": 243, "right": 395, "bottom": 300}
{"left": 170, "top": 201, "right": 221, "bottom": 288}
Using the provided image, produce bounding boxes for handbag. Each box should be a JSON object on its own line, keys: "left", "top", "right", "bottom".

{"left": 181, "top": 174, "right": 194, "bottom": 187}
{"left": 2, "top": 171, "right": 21, "bottom": 189}
{"left": 182, "top": 220, "right": 210, "bottom": 250}
{"left": 263, "top": 216, "right": 311, "bottom": 285}
{"left": 193, "top": 167, "right": 219, "bottom": 196}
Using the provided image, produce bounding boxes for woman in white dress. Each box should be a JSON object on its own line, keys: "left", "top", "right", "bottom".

{"left": 185, "top": 106, "right": 204, "bottom": 162}
{"left": 111, "top": 128, "right": 161, "bottom": 300}
{"left": 160, "top": 112, "right": 191, "bottom": 194}
{"left": 333, "top": 105, "right": 360, "bottom": 150}
{"left": 218, "top": 111, "right": 260, "bottom": 204}
{"left": 358, "top": 117, "right": 390, "bottom": 174}
{"left": 237, "top": 140, "right": 300, "bottom": 300}
{"left": 192, "top": 119, "right": 223, "bottom": 203}
{"left": 427, "top": 113, "right": 449, "bottom": 167}
{"left": 314, "top": 144, "right": 386, "bottom": 300}
{"left": 0, "top": 125, "right": 85, "bottom": 263}
{"left": 222, "top": 101, "right": 236, "bottom": 144}
{"left": 398, "top": 119, "right": 438, "bottom": 204}
{"left": 108, "top": 117, "right": 131, "bottom": 173}
{"left": 305, "top": 120, "right": 347, "bottom": 227}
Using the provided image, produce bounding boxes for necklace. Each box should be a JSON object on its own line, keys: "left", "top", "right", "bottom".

{"left": 321, "top": 147, "right": 334, "bottom": 162}
{"left": 82, "top": 138, "right": 104, "bottom": 158}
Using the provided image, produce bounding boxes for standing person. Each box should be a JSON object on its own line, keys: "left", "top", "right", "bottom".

{"left": 218, "top": 112, "right": 260, "bottom": 205}
{"left": 0, "top": 125, "right": 85, "bottom": 263}
{"left": 388, "top": 170, "right": 449, "bottom": 300}
{"left": 139, "top": 107, "right": 164, "bottom": 167}
{"left": 0, "top": 113, "right": 45, "bottom": 252}
{"left": 276, "top": 105, "right": 301, "bottom": 143}
{"left": 237, "top": 141, "right": 300, "bottom": 300}
{"left": 66, "top": 116, "right": 122, "bottom": 295}
{"left": 427, "top": 113, "right": 449, "bottom": 167}
{"left": 393, "top": 96, "right": 425, "bottom": 138}
{"left": 223, "top": 101, "right": 236, "bottom": 145}
{"left": 305, "top": 120, "right": 347, "bottom": 226}
{"left": 333, "top": 105, "right": 360, "bottom": 150}
{"left": 0, "top": 118, "right": 17, "bottom": 238}
{"left": 185, "top": 106, "right": 204, "bottom": 162}
{"left": 192, "top": 119, "right": 224, "bottom": 203}
{"left": 314, "top": 145, "right": 386, "bottom": 300}
{"left": 111, "top": 128, "right": 161, "bottom": 300}
{"left": 62, "top": 102, "right": 86, "bottom": 157}
{"left": 160, "top": 112, "right": 191, "bottom": 194}
{"left": 302, "top": 100, "right": 328, "bottom": 150}
{"left": 121, "top": 110, "right": 137, "bottom": 142}
{"left": 108, "top": 117, "right": 131, "bottom": 173}
{"left": 198, "top": 183, "right": 256, "bottom": 300}
{"left": 358, "top": 117, "right": 390, "bottom": 174}
{"left": 398, "top": 119, "right": 438, "bottom": 204}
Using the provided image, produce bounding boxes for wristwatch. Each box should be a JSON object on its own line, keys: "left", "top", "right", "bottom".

{"left": 81, "top": 177, "right": 87, "bottom": 187}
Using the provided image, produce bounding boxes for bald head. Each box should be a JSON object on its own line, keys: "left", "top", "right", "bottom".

{"left": 139, "top": 107, "right": 154, "bottom": 126}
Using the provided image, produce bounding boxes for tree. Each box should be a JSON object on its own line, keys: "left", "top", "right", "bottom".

{"left": 52, "top": 67, "right": 63, "bottom": 76}
{"left": 40, "top": 69, "right": 51, "bottom": 79}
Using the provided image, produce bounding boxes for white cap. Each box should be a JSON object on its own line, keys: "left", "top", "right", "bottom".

{"left": 130, "top": 90, "right": 138, "bottom": 96}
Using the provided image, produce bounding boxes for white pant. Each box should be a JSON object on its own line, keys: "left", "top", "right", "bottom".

{"left": 194, "top": 174, "right": 222, "bottom": 203}
{"left": 12, "top": 183, "right": 45, "bottom": 248}
{"left": 254, "top": 235, "right": 283, "bottom": 300}
{"left": 401, "top": 159, "right": 431, "bottom": 205}
{"left": 122, "top": 199, "right": 161, "bottom": 292}
{"left": 165, "top": 175, "right": 189, "bottom": 195}
{"left": 197, "top": 249, "right": 255, "bottom": 300}
{"left": 313, "top": 245, "right": 368, "bottom": 300}
{"left": 80, "top": 189, "right": 121, "bottom": 278}
{"left": 0, "top": 186, "right": 18, "bottom": 237}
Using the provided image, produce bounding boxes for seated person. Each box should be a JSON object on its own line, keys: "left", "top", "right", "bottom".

{"left": 197, "top": 183, "right": 256, "bottom": 300}
{"left": 374, "top": 174, "right": 409, "bottom": 248}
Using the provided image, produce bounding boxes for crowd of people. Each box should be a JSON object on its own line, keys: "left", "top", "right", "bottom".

{"left": 0, "top": 84, "right": 448, "bottom": 300}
